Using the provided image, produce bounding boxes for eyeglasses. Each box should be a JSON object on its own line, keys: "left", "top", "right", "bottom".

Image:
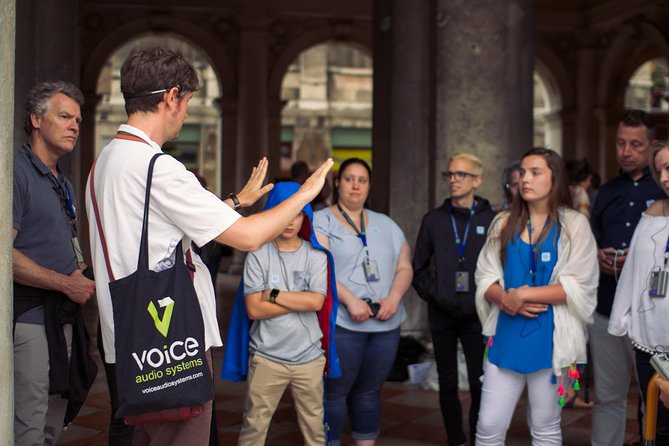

{"left": 123, "top": 83, "right": 183, "bottom": 100}
{"left": 442, "top": 171, "right": 478, "bottom": 181}
{"left": 53, "top": 183, "right": 77, "bottom": 223}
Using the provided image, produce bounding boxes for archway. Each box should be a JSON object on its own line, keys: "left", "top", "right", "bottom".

{"left": 533, "top": 64, "right": 563, "bottom": 154}
{"left": 279, "top": 42, "right": 373, "bottom": 181}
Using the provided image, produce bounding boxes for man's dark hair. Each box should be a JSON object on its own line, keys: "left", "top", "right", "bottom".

{"left": 120, "top": 46, "right": 200, "bottom": 116}
{"left": 24, "top": 81, "right": 84, "bottom": 136}
{"left": 620, "top": 109, "right": 655, "bottom": 140}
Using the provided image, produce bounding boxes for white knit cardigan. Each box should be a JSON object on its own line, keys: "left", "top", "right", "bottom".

{"left": 474, "top": 208, "right": 599, "bottom": 376}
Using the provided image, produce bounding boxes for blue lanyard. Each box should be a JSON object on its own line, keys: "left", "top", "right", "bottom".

{"left": 450, "top": 201, "right": 477, "bottom": 263}
{"left": 337, "top": 204, "right": 367, "bottom": 247}
{"left": 664, "top": 235, "right": 669, "bottom": 268}
{"left": 526, "top": 216, "right": 548, "bottom": 285}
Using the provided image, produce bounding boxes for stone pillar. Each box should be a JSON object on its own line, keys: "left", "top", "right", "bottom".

{"left": 14, "top": 0, "right": 79, "bottom": 178}
{"left": 386, "top": 0, "right": 433, "bottom": 338}
{"left": 0, "top": 0, "right": 15, "bottom": 443}
{"left": 267, "top": 98, "right": 285, "bottom": 179}
{"left": 237, "top": 29, "right": 270, "bottom": 182}
{"left": 575, "top": 45, "right": 598, "bottom": 162}
{"left": 435, "top": 0, "right": 534, "bottom": 205}
{"left": 230, "top": 27, "right": 269, "bottom": 273}
{"left": 215, "top": 97, "right": 239, "bottom": 204}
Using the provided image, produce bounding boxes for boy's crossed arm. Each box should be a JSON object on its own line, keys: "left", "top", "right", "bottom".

{"left": 245, "top": 289, "right": 325, "bottom": 320}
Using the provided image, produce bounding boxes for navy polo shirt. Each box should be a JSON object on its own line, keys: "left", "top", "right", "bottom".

{"left": 590, "top": 167, "right": 665, "bottom": 317}
{"left": 13, "top": 144, "right": 79, "bottom": 309}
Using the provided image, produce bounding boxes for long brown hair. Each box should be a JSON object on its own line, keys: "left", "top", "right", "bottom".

{"left": 499, "top": 147, "right": 572, "bottom": 264}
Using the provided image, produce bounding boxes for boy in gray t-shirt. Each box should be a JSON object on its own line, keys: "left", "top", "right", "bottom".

{"left": 237, "top": 186, "right": 329, "bottom": 446}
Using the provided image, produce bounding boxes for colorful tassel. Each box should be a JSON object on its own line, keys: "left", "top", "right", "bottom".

{"left": 557, "top": 376, "right": 566, "bottom": 407}
{"left": 484, "top": 336, "right": 493, "bottom": 358}
{"left": 573, "top": 380, "right": 581, "bottom": 391}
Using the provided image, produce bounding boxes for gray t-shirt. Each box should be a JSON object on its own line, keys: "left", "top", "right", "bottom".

{"left": 244, "top": 240, "right": 327, "bottom": 364}
{"left": 313, "top": 207, "right": 407, "bottom": 332}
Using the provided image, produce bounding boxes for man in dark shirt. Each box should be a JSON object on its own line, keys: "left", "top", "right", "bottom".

{"left": 413, "top": 153, "right": 496, "bottom": 446}
{"left": 590, "top": 109, "right": 664, "bottom": 446}
{"left": 13, "top": 82, "right": 97, "bottom": 445}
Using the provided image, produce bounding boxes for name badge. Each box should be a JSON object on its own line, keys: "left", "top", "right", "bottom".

{"left": 541, "top": 252, "right": 551, "bottom": 262}
{"left": 363, "top": 258, "right": 380, "bottom": 282}
{"left": 455, "top": 271, "right": 469, "bottom": 293}
{"left": 647, "top": 199, "right": 656, "bottom": 208}
{"left": 271, "top": 274, "right": 280, "bottom": 284}
{"left": 476, "top": 225, "right": 485, "bottom": 235}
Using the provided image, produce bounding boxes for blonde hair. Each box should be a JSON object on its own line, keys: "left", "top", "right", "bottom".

{"left": 449, "top": 152, "right": 483, "bottom": 176}
{"left": 650, "top": 140, "right": 669, "bottom": 187}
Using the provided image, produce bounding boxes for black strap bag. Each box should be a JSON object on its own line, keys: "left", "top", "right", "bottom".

{"left": 91, "top": 152, "right": 213, "bottom": 423}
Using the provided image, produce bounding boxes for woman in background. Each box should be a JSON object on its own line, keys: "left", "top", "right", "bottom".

{"left": 475, "top": 148, "right": 598, "bottom": 445}
{"left": 314, "top": 158, "right": 413, "bottom": 446}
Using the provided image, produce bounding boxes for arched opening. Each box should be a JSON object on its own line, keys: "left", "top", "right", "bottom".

{"left": 625, "top": 58, "right": 669, "bottom": 112}
{"left": 533, "top": 64, "right": 563, "bottom": 154}
{"left": 94, "top": 34, "right": 223, "bottom": 194}
{"left": 279, "top": 42, "right": 373, "bottom": 178}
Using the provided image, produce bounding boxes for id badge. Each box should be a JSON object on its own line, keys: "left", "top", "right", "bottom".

{"left": 455, "top": 271, "right": 469, "bottom": 293}
{"left": 72, "top": 237, "right": 84, "bottom": 264}
{"left": 362, "top": 258, "right": 380, "bottom": 282}
{"left": 649, "top": 267, "right": 668, "bottom": 298}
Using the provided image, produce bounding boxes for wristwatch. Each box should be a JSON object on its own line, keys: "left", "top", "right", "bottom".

{"left": 228, "top": 193, "right": 242, "bottom": 211}
{"left": 269, "top": 288, "right": 280, "bottom": 304}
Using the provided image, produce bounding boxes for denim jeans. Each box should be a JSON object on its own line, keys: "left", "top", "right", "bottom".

{"left": 326, "top": 326, "right": 400, "bottom": 443}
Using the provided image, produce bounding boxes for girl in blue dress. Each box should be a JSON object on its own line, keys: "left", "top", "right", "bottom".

{"left": 474, "top": 148, "right": 598, "bottom": 445}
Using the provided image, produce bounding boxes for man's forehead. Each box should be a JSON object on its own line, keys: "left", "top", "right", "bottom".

{"left": 617, "top": 123, "right": 648, "bottom": 140}
{"left": 47, "top": 93, "right": 81, "bottom": 113}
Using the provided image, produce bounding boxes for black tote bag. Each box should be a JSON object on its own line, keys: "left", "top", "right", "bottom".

{"left": 91, "top": 153, "right": 213, "bottom": 420}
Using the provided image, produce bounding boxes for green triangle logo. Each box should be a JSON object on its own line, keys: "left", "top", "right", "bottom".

{"left": 147, "top": 297, "right": 175, "bottom": 338}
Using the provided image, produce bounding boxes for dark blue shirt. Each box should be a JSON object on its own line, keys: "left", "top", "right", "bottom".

{"left": 590, "top": 167, "right": 665, "bottom": 317}
{"left": 13, "top": 144, "right": 79, "bottom": 278}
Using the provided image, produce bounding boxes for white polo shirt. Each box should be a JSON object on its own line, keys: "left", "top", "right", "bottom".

{"left": 86, "top": 124, "right": 240, "bottom": 363}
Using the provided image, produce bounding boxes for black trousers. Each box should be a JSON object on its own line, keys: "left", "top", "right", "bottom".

{"left": 431, "top": 314, "right": 485, "bottom": 446}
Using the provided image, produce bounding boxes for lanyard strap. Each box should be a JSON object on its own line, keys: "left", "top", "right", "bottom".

{"left": 337, "top": 204, "right": 367, "bottom": 247}
{"left": 450, "top": 201, "right": 477, "bottom": 263}
{"left": 526, "top": 215, "right": 548, "bottom": 285}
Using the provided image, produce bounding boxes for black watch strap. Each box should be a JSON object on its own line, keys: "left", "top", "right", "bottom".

{"left": 228, "top": 193, "right": 242, "bottom": 210}
{"left": 269, "top": 288, "right": 280, "bottom": 304}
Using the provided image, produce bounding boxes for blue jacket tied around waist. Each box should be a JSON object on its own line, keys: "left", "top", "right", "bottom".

{"left": 221, "top": 181, "right": 342, "bottom": 381}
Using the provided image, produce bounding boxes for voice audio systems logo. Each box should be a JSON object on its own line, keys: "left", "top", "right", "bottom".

{"left": 147, "top": 296, "right": 174, "bottom": 337}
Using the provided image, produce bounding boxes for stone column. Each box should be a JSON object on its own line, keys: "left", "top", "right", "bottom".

{"left": 435, "top": 0, "right": 534, "bottom": 205}
{"left": 237, "top": 28, "right": 270, "bottom": 183}
{"left": 14, "top": 0, "right": 79, "bottom": 178}
{"left": 575, "top": 45, "right": 598, "bottom": 162}
{"left": 230, "top": 27, "right": 269, "bottom": 273}
{"left": 0, "top": 0, "right": 15, "bottom": 443}
{"left": 386, "top": 0, "right": 433, "bottom": 338}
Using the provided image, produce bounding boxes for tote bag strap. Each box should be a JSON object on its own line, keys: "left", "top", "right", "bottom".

{"left": 90, "top": 160, "right": 115, "bottom": 281}
{"left": 137, "top": 153, "right": 166, "bottom": 270}
{"left": 89, "top": 151, "right": 165, "bottom": 278}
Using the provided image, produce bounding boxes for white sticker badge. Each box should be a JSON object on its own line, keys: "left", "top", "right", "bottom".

{"left": 541, "top": 252, "right": 551, "bottom": 262}
{"left": 476, "top": 225, "right": 485, "bottom": 235}
{"left": 271, "top": 274, "right": 280, "bottom": 284}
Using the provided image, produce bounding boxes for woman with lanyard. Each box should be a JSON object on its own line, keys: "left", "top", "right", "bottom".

{"left": 314, "top": 158, "right": 413, "bottom": 446}
{"left": 609, "top": 140, "right": 669, "bottom": 445}
{"left": 475, "top": 147, "right": 598, "bottom": 445}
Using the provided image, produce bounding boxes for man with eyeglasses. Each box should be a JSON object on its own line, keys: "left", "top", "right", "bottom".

{"left": 590, "top": 109, "right": 665, "bottom": 446}
{"left": 412, "top": 153, "right": 496, "bottom": 446}
{"left": 13, "top": 81, "right": 97, "bottom": 445}
{"left": 85, "top": 47, "right": 331, "bottom": 445}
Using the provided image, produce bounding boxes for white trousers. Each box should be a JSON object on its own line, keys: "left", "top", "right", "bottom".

{"left": 476, "top": 362, "right": 562, "bottom": 446}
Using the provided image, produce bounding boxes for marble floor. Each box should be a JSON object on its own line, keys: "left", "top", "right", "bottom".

{"left": 59, "top": 273, "right": 643, "bottom": 446}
